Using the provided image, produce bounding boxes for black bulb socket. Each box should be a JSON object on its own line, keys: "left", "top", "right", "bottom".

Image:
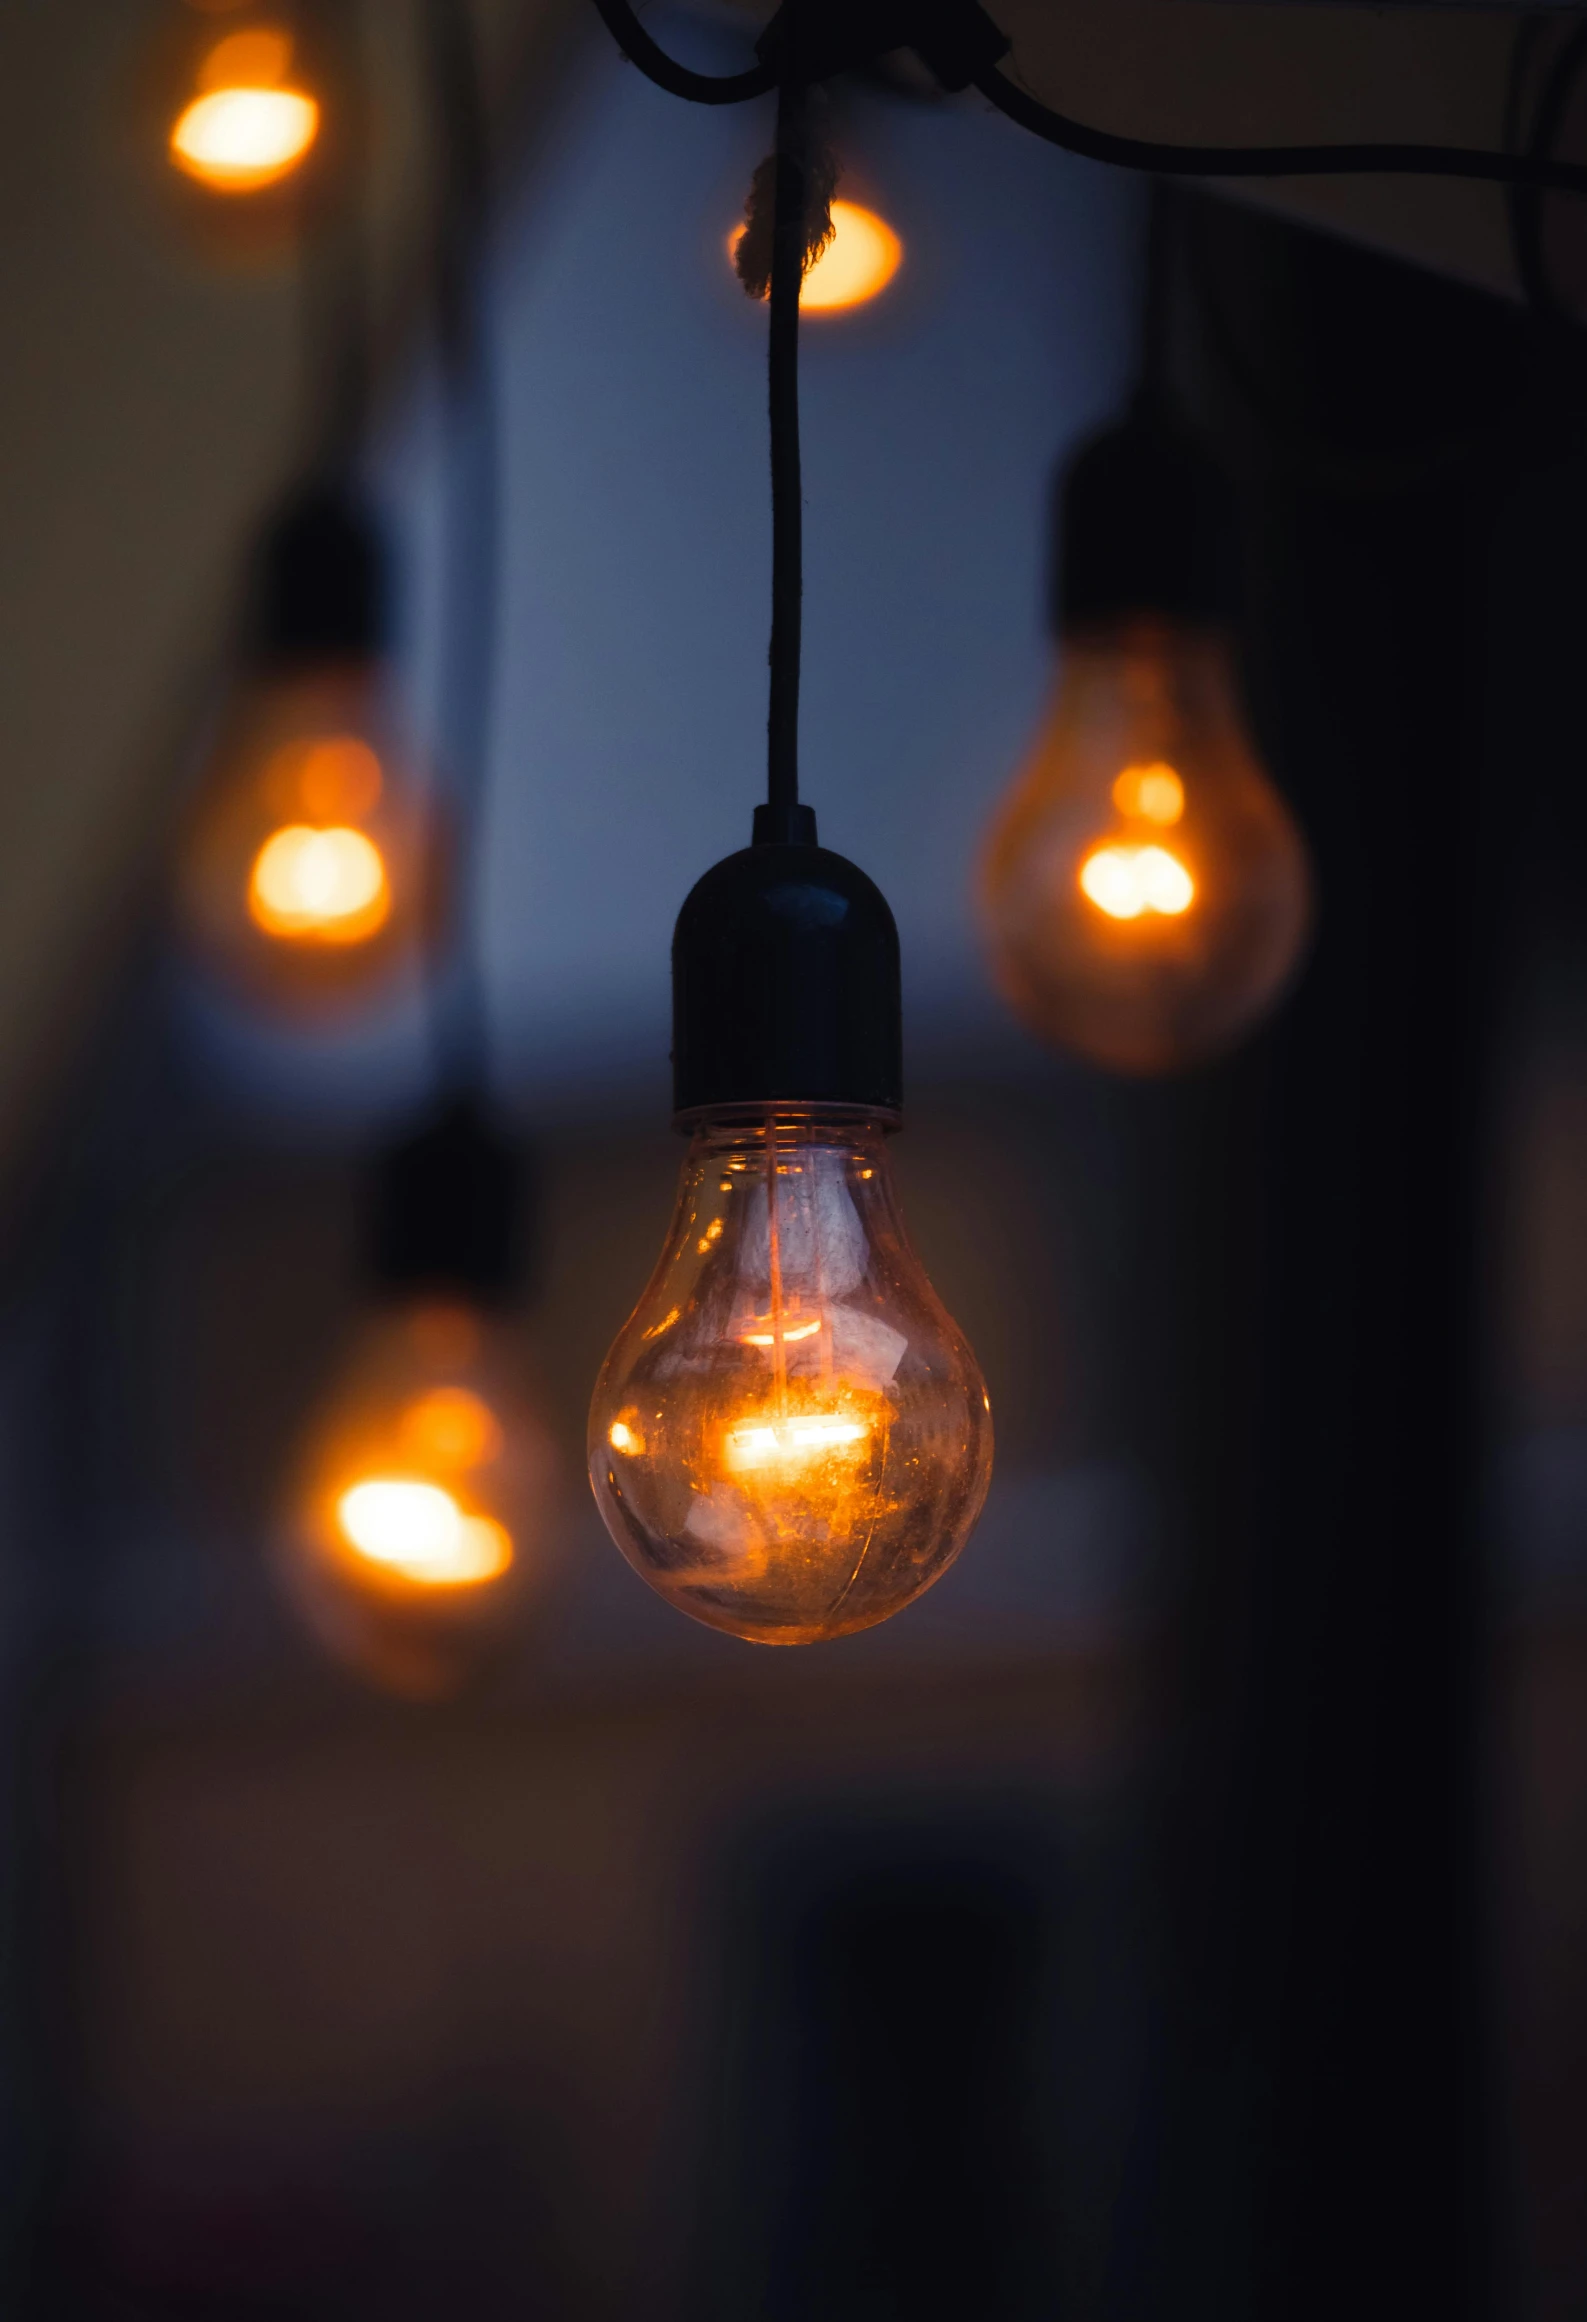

{"left": 252, "top": 480, "right": 392, "bottom": 668}
{"left": 1055, "top": 416, "right": 1241, "bottom": 637}
{"left": 367, "top": 1098, "right": 530, "bottom": 1305}
{"left": 672, "top": 813, "right": 903, "bottom": 1127}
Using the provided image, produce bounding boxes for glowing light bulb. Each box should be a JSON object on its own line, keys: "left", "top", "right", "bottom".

{"left": 980, "top": 620, "right": 1312, "bottom": 1074}
{"left": 180, "top": 667, "right": 438, "bottom": 1015}
{"left": 728, "top": 200, "right": 903, "bottom": 314}
{"left": 981, "top": 412, "right": 1313, "bottom": 1073}
{"left": 169, "top": 25, "right": 319, "bottom": 193}
{"left": 589, "top": 1109, "right": 992, "bottom": 1646}
{"left": 282, "top": 1300, "right": 559, "bottom": 1698}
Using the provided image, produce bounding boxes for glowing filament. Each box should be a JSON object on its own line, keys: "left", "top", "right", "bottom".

{"left": 740, "top": 1315, "right": 822, "bottom": 1347}
{"left": 1112, "top": 762, "right": 1185, "bottom": 825}
{"left": 248, "top": 824, "right": 389, "bottom": 942}
{"left": 171, "top": 85, "right": 319, "bottom": 194}
{"left": 725, "top": 1415, "right": 869, "bottom": 1472}
{"left": 336, "top": 1480, "right": 512, "bottom": 1587}
{"left": 608, "top": 1419, "right": 645, "bottom": 1455}
{"left": 729, "top": 200, "right": 903, "bottom": 314}
{"left": 1079, "top": 843, "right": 1195, "bottom": 921}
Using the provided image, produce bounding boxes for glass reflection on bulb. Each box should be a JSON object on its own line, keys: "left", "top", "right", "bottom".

{"left": 589, "top": 1109, "right": 992, "bottom": 1646}
{"left": 281, "top": 1300, "right": 559, "bottom": 1698}
{"left": 979, "top": 619, "right": 1312, "bottom": 1074}
{"left": 170, "top": 26, "right": 320, "bottom": 194}
{"left": 179, "top": 663, "right": 439, "bottom": 1017}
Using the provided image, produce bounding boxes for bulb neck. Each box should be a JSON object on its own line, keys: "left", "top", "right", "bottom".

{"left": 366, "top": 1097, "right": 529, "bottom": 1304}
{"left": 253, "top": 481, "right": 392, "bottom": 668}
{"left": 1054, "top": 417, "right": 1241, "bottom": 638}
{"left": 671, "top": 842, "right": 903, "bottom": 1128}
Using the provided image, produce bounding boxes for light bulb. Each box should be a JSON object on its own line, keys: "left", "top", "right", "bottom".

{"left": 169, "top": 24, "right": 320, "bottom": 194}
{"left": 179, "top": 660, "right": 438, "bottom": 1016}
{"left": 729, "top": 199, "right": 903, "bottom": 314}
{"left": 979, "top": 416, "right": 1312, "bottom": 1074}
{"left": 980, "top": 618, "right": 1311, "bottom": 1073}
{"left": 178, "top": 488, "right": 441, "bottom": 1017}
{"left": 589, "top": 1106, "right": 992, "bottom": 1646}
{"left": 281, "top": 1298, "right": 559, "bottom": 1698}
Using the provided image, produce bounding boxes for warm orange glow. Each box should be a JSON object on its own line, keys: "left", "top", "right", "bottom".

{"left": 589, "top": 1116, "right": 992, "bottom": 1645}
{"left": 728, "top": 200, "right": 903, "bottom": 314}
{"left": 197, "top": 28, "right": 293, "bottom": 90}
{"left": 290, "top": 735, "right": 384, "bottom": 821}
{"left": 171, "top": 30, "right": 318, "bottom": 194}
{"left": 1112, "top": 762, "right": 1185, "bottom": 825}
{"left": 248, "top": 824, "right": 390, "bottom": 942}
{"left": 1079, "top": 843, "right": 1195, "bottom": 921}
{"left": 724, "top": 1410, "right": 870, "bottom": 1473}
{"left": 400, "top": 1388, "right": 502, "bottom": 1471}
{"left": 336, "top": 1478, "right": 513, "bottom": 1588}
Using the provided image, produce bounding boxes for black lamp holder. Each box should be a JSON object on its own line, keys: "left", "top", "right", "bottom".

{"left": 367, "top": 1096, "right": 529, "bottom": 1305}
{"left": 252, "top": 480, "right": 391, "bottom": 669}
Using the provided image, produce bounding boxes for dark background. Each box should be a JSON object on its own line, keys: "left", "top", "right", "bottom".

{"left": 1, "top": 53, "right": 1586, "bottom": 2322}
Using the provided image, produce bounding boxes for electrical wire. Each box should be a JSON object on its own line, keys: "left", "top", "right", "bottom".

{"left": 421, "top": 0, "right": 502, "bottom": 1098}
{"left": 587, "top": 0, "right": 775, "bottom": 105}
{"left": 585, "top": 0, "right": 1587, "bottom": 197}
{"left": 765, "top": 67, "right": 806, "bottom": 832}
{"left": 1507, "top": 21, "right": 1587, "bottom": 337}
{"left": 968, "top": 61, "right": 1587, "bottom": 196}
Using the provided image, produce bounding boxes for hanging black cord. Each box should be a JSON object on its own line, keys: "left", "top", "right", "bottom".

{"left": 421, "top": 0, "right": 502, "bottom": 1096}
{"left": 764, "top": 67, "right": 809, "bottom": 840}
{"left": 1508, "top": 22, "right": 1587, "bottom": 336}
{"left": 584, "top": 0, "right": 1587, "bottom": 193}
{"left": 587, "top": 0, "right": 775, "bottom": 104}
{"left": 298, "top": 0, "right": 372, "bottom": 473}
{"left": 969, "top": 60, "right": 1587, "bottom": 197}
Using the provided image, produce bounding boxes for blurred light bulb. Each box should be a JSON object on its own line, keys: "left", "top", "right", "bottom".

{"left": 170, "top": 25, "right": 319, "bottom": 193}
{"left": 282, "top": 1300, "right": 559, "bottom": 1698}
{"left": 980, "top": 619, "right": 1311, "bottom": 1073}
{"left": 589, "top": 1108, "right": 991, "bottom": 1646}
{"left": 180, "top": 664, "right": 437, "bottom": 1017}
{"left": 729, "top": 199, "right": 903, "bottom": 314}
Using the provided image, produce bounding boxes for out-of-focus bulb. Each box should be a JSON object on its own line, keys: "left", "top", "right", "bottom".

{"left": 170, "top": 26, "right": 319, "bottom": 193}
{"left": 282, "top": 1300, "right": 559, "bottom": 1698}
{"left": 179, "top": 665, "right": 438, "bottom": 1016}
{"left": 589, "top": 1108, "right": 992, "bottom": 1646}
{"left": 729, "top": 200, "right": 903, "bottom": 314}
{"left": 979, "top": 619, "right": 1312, "bottom": 1073}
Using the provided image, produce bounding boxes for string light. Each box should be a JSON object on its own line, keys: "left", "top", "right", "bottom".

{"left": 169, "top": 24, "right": 320, "bottom": 194}
{"left": 587, "top": 38, "right": 991, "bottom": 1645}
{"left": 177, "top": 490, "right": 440, "bottom": 1019}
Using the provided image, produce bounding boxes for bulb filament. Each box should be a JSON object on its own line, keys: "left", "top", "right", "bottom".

{"left": 336, "top": 1478, "right": 512, "bottom": 1588}
{"left": 1079, "top": 842, "right": 1195, "bottom": 921}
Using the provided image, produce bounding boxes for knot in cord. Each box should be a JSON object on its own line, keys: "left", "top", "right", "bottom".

{"left": 734, "top": 111, "right": 839, "bottom": 301}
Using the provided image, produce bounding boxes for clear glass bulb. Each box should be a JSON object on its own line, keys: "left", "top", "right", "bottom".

{"left": 980, "top": 618, "right": 1312, "bottom": 1073}
{"left": 280, "top": 1299, "right": 559, "bottom": 1698}
{"left": 179, "top": 659, "right": 441, "bottom": 1018}
{"left": 588, "top": 1109, "right": 992, "bottom": 1645}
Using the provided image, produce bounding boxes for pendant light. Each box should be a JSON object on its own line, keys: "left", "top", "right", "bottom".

{"left": 168, "top": 11, "right": 322, "bottom": 197}
{"left": 586, "top": 25, "right": 993, "bottom": 1647}
{"left": 276, "top": 0, "right": 560, "bottom": 1697}
{"left": 280, "top": 1102, "right": 558, "bottom": 1699}
{"left": 175, "top": 0, "right": 442, "bottom": 1021}
{"left": 178, "top": 483, "right": 441, "bottom": 1017}
{"left": 978, "top": 195, "right": 1312, "bottom": 1075}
